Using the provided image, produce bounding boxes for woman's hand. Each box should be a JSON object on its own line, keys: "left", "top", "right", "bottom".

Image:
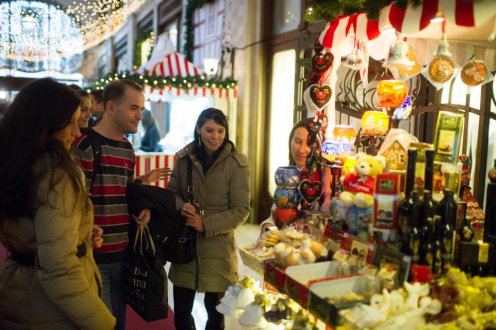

{"left": 181, "top": 203, "right": 205, "bottom": 232}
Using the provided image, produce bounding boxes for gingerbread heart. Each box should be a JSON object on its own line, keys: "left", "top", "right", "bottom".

{"left": 298, "top": 179, "right": 323, "bottom": 204}
{"left": 312, "top": 52, "right": 333, "bottom": 73}
{"left": 308, "top": 70, "right": 321, "bottom": 85}
{"left": 309, "top": 84, "right": 332, "bottom": 109}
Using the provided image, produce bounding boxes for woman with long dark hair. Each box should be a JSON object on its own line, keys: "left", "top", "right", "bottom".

{"left": 0, "top": 78, "right": 115, "bottom": 329}
{"left": 167, "top": 108, "right": 251, "bottom": 330}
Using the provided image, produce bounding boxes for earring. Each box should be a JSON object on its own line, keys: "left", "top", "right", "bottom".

{"left": 198, "top": 139, "right": 202, "bottom": 147}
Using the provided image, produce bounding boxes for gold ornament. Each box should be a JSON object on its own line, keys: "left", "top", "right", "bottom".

{"left": 429, "top": 55, "right": 455, "bottom": 84}
{"left": 461, "top": 58, "right": 488, "bottom": 87}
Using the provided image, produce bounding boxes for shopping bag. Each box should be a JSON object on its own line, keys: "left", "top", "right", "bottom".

{"left": 124, "top": 223, "right": 168, "bottom": 322}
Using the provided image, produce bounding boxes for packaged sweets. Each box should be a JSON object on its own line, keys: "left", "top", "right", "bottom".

{"left": 433, "top": 111, "right": 464, "bottom": 163}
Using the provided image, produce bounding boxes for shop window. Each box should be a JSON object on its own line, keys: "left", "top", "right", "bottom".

{"left": 159, "top": 20, "right": 179, "bottom": 52}
{"left": 273, "top": 0, "right": 301, "bottom": 35}
{"left": 115, "top": 37, "right": 128, "bottom": 71}
{"left": 466, "top": 112, "right": 480, "bottom": 189}
{"left": 268, "top": 49, "right": 296, "bottom": 193}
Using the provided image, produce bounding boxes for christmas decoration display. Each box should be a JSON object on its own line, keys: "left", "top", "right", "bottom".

{"left": 460, "top": 56, "right": 494, "bottom": 88}
{"left": 273, "top": 166, "right": 301, "bottom": 228}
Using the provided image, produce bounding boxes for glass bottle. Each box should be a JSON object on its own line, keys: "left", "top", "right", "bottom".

{"left": 401, "top": 191, "right": 421, "bottom": 263}
{"left": 437, "top": 189, "right": 456, "bottom": 272}
{"left": 424, "top": 149, "right": 435, "bottom": 191}
{"left": 419, "top": 216, "right": 435, "bottom": 271}
{"left": 433, "top": 215, "right": 444, "bottom": 276}
{"left": 420, "top": 189, "right": 437, "bottom": 234}
{"left": 398, "top": 148, "right": 417, "bottom": 241}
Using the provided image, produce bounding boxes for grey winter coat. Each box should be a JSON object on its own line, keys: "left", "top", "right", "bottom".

{"left": 167, "top": 142, "right": 251, "bottom": 292}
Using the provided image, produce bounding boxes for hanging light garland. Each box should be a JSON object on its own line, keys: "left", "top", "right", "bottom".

{"left": 88, "top": 71, "right": 237, "bottom": 91}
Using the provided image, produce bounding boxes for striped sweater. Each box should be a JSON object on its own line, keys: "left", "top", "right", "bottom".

{"left": 72, "top": 129, "right": 135, "bottom": 263}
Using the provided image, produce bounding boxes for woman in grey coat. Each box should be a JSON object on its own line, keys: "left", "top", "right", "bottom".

{"left": 167, "top": 108, "right": 250, "bottom": 330}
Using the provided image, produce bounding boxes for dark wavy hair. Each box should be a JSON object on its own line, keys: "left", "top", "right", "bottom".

{"left": 288, "top": 118, "right": 312, "bottom": 166}
{"left": 193, "top": 108, "right": 231, "bottom": 146}
{"left": 0, "top": 78, "right": 84, "bottom": 220}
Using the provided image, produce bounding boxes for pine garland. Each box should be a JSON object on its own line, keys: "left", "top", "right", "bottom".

{"left": 87, "top": 71, "right": 237, "bottom": 91}
{"left": 133, "top": 30, "right": 154, "bottom": 69}
{"left": 304, "top": 0, "right": 425, "bottom": 22}
{"left": 183, "top": 0, "right": 215, "bottom": 62}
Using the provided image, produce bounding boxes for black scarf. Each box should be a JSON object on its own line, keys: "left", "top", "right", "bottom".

{"left": 194, "top": 140, "right": 228, "bottom": 174}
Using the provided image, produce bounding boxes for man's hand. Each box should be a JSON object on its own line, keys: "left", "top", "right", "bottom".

{"left": 92, "top": 225, "right": 104, "bottom": 248}
{"left": 133, "top": 209, "right": 151, "bottom": 226}
{"left": 137, "top": 167, "right": 171, "bottom": 184}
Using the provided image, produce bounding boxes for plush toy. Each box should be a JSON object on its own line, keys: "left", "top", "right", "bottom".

{"left": 340, "top": 153, "right": 386, "bottom": 208}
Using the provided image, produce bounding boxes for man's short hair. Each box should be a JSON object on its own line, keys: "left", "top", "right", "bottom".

{"left": 103, "top": 79, "right": 142, "bottom": 110}
{"left": 90, "top": 89, "right": 104, "bottom": 103}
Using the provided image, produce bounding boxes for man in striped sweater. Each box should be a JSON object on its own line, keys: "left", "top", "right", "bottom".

{"left": 73, "top": 79, "right": 169, "bottom": 329}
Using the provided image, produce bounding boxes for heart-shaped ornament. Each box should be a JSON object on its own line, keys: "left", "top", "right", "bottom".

{"left": 312, "top": 52, "right": 333, "bottom": 73}
{"left": 298, "top": 179, "right": 323, "bottom": 204}
{"left": 309, "top": 84, "right": 332, "bottom": 109}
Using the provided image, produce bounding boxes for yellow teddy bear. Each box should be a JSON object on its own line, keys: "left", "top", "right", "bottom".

{"left": 339, "top": 152, "right": 386, "bottom": 208}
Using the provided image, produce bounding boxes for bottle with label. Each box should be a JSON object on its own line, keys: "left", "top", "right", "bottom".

{"left": 420, "top": 189, "right": 437, "bottom": 235}
{"left": 437, "top": 189, "right": 457, "bottom": 272}
{"left": 433, "top": 215, "right": 444, "bottom": 275}
{"left": 397, "top": 147, "right": 418, "bottom": 242}
{"left": 419, "top": 216, "right": 435, "bottom": 271}
{"left": 401, "top": 190, "right": 421, "bottom": 263}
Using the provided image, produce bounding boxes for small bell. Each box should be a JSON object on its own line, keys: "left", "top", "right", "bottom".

{"left": 435, "top": 34, "right": 452, "bottom": 57}
{"left": 344, "top": 42, "right": 366, "bottom": 70}
{"left": 383, "top": 33, "right": 413, "bottom": 71}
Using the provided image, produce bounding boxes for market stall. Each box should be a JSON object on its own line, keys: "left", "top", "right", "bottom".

{"left": 225, "top": 1, "right": 496, "bottom": 329}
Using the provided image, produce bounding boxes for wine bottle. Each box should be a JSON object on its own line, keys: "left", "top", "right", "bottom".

{"left": 437, "top": 189, "right": 456, "bottom": 272}
{"left": 420, "top": 189, "right": 438, "bottom": 237}
{"left": 424, "top": 149, "right": 435, "bottom": 191}
{"left": 398, "top": 148, "right": 418, "bottom": 242}
{"left": 419, "top": 216, "right": 435, "bottom": 271}
{"left": 433, "top": 215, "right": 444, "bottom": 275}
{"left": 401, "top": 190, "right": 422, "bottom": 263}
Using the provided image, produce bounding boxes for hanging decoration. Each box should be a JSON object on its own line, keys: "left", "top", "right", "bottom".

{"left": 421, "top": 32, "right": 459, "bottom": 90}
{"left": 88, "top": 71, "right": 237, "bottom": 92}
{"left": 460, "top": 49, "right": 494, "bottom": 88}
{"left": 390, "top": 43, "right": 422, "bottom": 81}
{"left": 382, "top": 33, "right": 412, "bottom": 72}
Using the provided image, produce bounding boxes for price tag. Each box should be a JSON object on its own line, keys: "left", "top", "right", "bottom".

{"left": 478, "top": 241, "right": 489, "bottom": 263}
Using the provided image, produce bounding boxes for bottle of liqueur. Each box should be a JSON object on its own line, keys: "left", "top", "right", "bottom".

{"left": 420, "top": 190, "right": 438, "bottom": 239}
{"left": 424, "top": 149, "right": 435, "bottom": 191}
{"left": 437, "top": 189, "right": 457, "bottom": 272}
{"left": 397, "top": 147, "right": 418, "bottom": 243}
{"left": 433, "top": 215, "right": 444, "bottom": 276}
{"left": 419, "top": 216, "right": 435, "bottom": 271}
{"left": 401, "top": 190, "right": 422, "bottom": 263}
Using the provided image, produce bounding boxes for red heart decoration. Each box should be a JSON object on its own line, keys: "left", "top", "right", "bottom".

{"left": 298, "top": 179, "right": 323, "bottom": 204}
{"left": 309, "top": 84, "right": 332, "bottom": 109}
{"left": 312, "top": 52, "right": 333, "bottom": 73}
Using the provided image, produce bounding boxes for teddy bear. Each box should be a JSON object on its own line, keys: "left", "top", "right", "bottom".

{"left": 339, "top": 153, "right": 386, "bottom": 208}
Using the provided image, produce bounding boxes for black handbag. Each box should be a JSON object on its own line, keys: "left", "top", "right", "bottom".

{"left": 161, "top": 157, "right": 196, "bottom": 264}
{"left": 124, "top": 223, "right": 168, "bottom": 322}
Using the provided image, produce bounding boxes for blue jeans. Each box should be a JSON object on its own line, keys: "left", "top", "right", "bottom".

{"left": 99, "top": 262, "right": 126, "bottom": 330}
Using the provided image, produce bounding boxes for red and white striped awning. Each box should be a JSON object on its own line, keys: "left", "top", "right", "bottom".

{"left": 320, "top": 0, "right": 496, "bottom": 52}
{"left": 146, "top": 51, "right": 201, "bottom": 77}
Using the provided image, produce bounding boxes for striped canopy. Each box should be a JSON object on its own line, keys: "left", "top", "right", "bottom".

{"left": 145, "top": 51, "right": 201, "bottom": 77}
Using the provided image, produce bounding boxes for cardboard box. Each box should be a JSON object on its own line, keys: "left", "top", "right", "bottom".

{"left": 285, "top": 261, "right": 341, "bottom": 307}
{"left": 308, "top": 275, "right": 375, "bottom": 327}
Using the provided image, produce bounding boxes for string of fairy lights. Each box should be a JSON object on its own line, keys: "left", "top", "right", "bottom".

{"left": 0, "top": 0, "right": 146, "bottom": 65}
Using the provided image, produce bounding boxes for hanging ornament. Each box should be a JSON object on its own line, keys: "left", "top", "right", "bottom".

{"left": 422, "top": 32, "right": 459, "bottom": 90}
{"left": 382, "top": 33, "right": 412, "bottom": 72}
{"left": 344, "top": 40, "right": 366, "bottom": 70}
{"left": 393, "top": 95, "right": 413, "bottom": 120}
{"left": 390, "top": 43, "right": 422, "bottom": 81}
{"left": 303, "top": 84, "right": 332, "bottom": 117}
{"left": 376, "top": 80, "right": 408, "bottom": 108}
{"left": 460, "top": 49, "right": 493, "bottom": 88}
